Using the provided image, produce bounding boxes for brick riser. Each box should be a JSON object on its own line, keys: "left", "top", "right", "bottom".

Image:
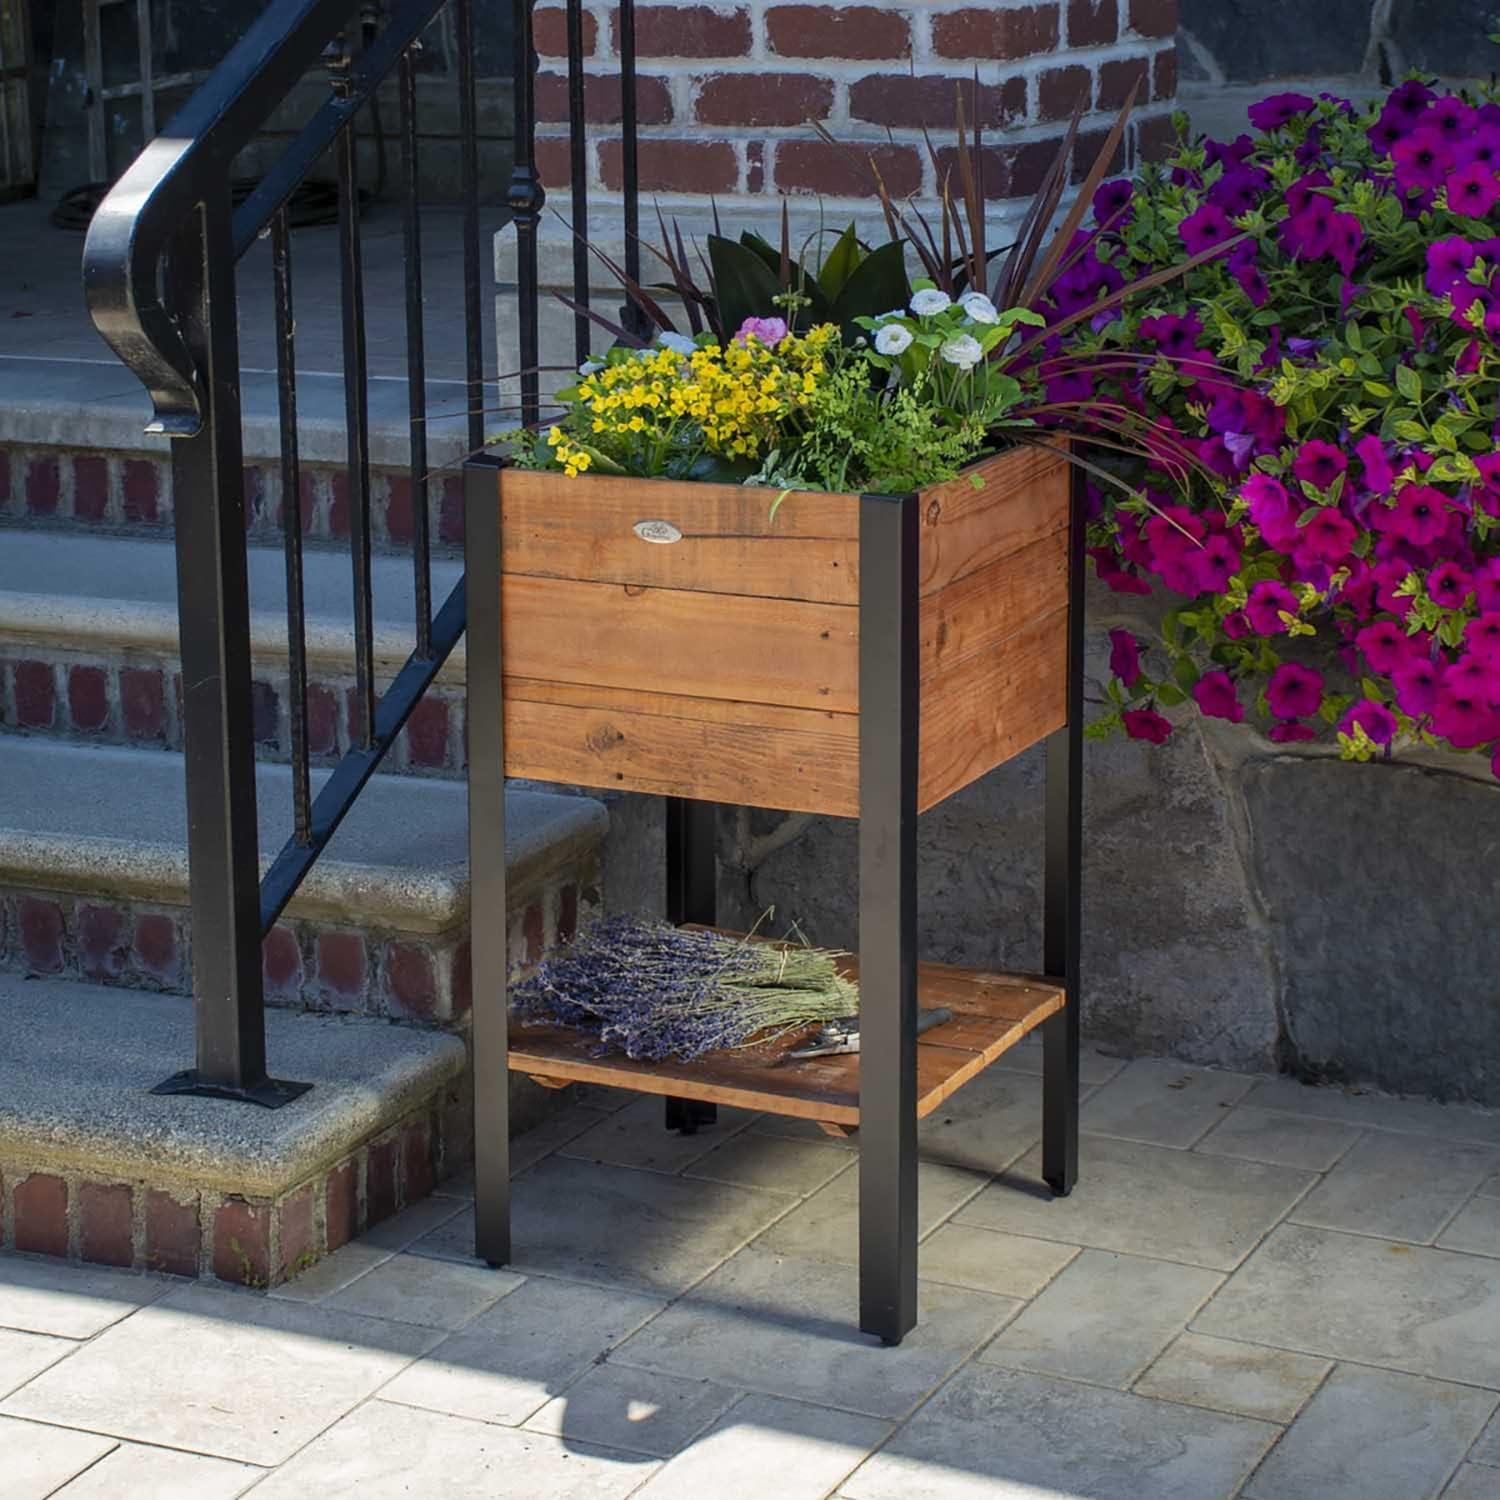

{"left": 0, "top": 650, "right": 467, "bottom": 778}
{"left": 1, "top": 1100, "right": 454, "bottom": 1287}
{"left": 0, "top": 443, "right": 466, "bottom": 551}
{"left": 0, "top": 870, "right": 592, "bottom": 1025}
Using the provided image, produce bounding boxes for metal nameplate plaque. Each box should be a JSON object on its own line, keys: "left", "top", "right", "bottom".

{"left": 633, "top": 519, "right": 683, "bottom": 544}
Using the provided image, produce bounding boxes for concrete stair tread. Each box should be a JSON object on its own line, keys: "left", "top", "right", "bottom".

{"left": 0, "top": 528, "right": 466, "bottom": 678}
{"left": 0, "top": 738, "right": 606, "bottom": 932}
{"left": 0, "top": 972, "right": 466, "bottom": 1196}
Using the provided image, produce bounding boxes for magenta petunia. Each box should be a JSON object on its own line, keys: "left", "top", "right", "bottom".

{"left": 1327, "top": 213, "right": 1364, "bottom": 276}
{"left": 1108, "top": 629, "right": 1142, "bottom": 687}
{"left": 1355, "top": 433, "right": 1395, "bottom": 495}
{"left": 1092, "top": 178, "right": 1134, "bottom": 228}
{"left": 1447, "top": 161, "right": 1500, "bottom": 219}
{"left": 1193, "top": 670, "right": 1244, "bottom": 723}
{"left": 1427, "top": 562, "right": 1473, "bottom": 610}
{"left": 1291, "top": 440, "right": 1348, "bottom": 491}
{"left": 1089, "top": 547, "right": 1154, "bottom": 596}
{"left": 1241, "top": 473, "right": 1299, "bottom": 548}
{"left": 1393, "top": 657, "right": 1441, "bottom": 717}
{"left": 1356, "top": 619, "right": 1412, "bottom": 674}
{"left": 1246, "top": 579, "right": 1300, "bottom": 635}
{"left": 1429, "top": 94, "right": 1479, "bottom": 142}
{"left": 1340, "top": 698, "right": 1398, "bottom": 746}
{"left": 1392, "top": 127, "right": 1452, "bottom": 192}
{"left": 1178, "top": 202, "right": 1237, "bottom": 257}
{"left": 1475, "top": 558, "right": 1500, "bottom": 612}
{"left": 1187, "top": 533, "right": 1242, "bottom": 593}
{"left": 1266, "top": 662, "right": 1324, "bottom": 719}
{"left": 1269, "top": 721, "right": 1319, "bottom": 743}
{"left": 1297, "top": 507, "right": 1357, "bottom": 564}
{"left": 1386, "top": 485, "right": 1451, "bottom": 546}
{"left": 1248, "top": 93, "right": 1316, "bottom": 131}
{"left": 1123, "top": 708, "right": 1173, "bottom": 744}
{"left": 1382, "top": 79, "right": 1436, "bottom": 129}
{"left": 1222, "top": 609, "right": 1251, "bottom": 639}
{"left": 1465, "top": 614, "right": 1500, "bottom": 666}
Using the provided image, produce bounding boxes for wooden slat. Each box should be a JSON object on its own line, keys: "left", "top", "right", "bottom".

{"left": 919, "top": 528, "right": 1067, "bottom": 685}
{"left": 504, "top": 686, "right": 859, "bottom": 815}
{"left": 501, "top": 574, "right": 859, "bottom": 712}
{"left": 917, "top": 445, "right": 1071, "bottom": 598}
{"left": 919, "top": 607, "right": 1069, "bottom": 813}
{"left": 499, "top": 468, "right": 860, "bottom": 605}
{"left": 506, "top": 944, "right": 1065, "bottom": 1128}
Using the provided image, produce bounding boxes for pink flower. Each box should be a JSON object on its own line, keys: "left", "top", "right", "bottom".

{"left": 1187, "top": 533, "right": 1242, "bottom": 593}
{"left": 1123, "top": 708, "right": 1173, "bottom": 744}
{"left": 1465, "top": 614, "right": 1500, "bottom": 666}
{"left": 1241, "top": 473, "right": 1299, "bottom": 549}
{"left": 1222, "top": 609, "right": 1251, "bottom": 639}
{"left": 1340, "top": 698, "right": 1398, "bottom": 746}
{"left": 1297, "top": 508, "right": 1357, "bottom": 564}
{"left": 1355, "top": 433, "right": 1395, "bottom": 495}
{"left": 1266, "top": 662, "right": 1324, "bottom": 719}
{"left": 1193, "top": 670, "right": 1244, "bottom": 723}
{"left": 1246, "top": 579, "right": 1300, "bottom": 635}
{"left": 1291, "top": 440, "right": 1347, "bottom": 491}
{"left": 735, "top": 316, "right": 789, "bottom": 346}
{"left": 1356, "top": 620, "right": 1412, "bottom": 674}
{"left": 1427, "top": 562, "right": 1472, "bottom": 610}
{"left": 1269, "top": 721, "right": 1318, "bottom": 743}
{"left": 1108, "top": 629, "right": 1142, "bottom": 687}
{"left": 1386, "top": 485, "right": 1450, "bottom": 546}
{"left": 1447, "top": 161, "right": 1500, "bottom": 219}
{"left": 1393, "top": 657, "right": 1441, "bottom": 717}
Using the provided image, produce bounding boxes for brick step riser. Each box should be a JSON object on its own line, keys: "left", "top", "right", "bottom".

{"left": 0, "top": 648, "right": 467, "bottom": 778}
{"left": 0, "top": 442, "right": 468, "bottom": 552}
{"left": 0, "top": 864, "right": 592, "bottom": 1025}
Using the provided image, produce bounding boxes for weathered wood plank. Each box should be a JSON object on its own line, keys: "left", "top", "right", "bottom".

{"left": 499, "top": 468, "right": 860, "bottom": 605}
{"left": 917, "top": 444, "right": 1071, "bottom": 597}
{"left": 501, "top": 574, "right": 859, "bottom": 712}
{"left": 918, "top": 607, "right": 1069, "bottom": 812}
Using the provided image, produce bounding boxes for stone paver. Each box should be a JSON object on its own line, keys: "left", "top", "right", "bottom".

{"left": 956, "top": 1135, "right": 1316, "bottom": 1271}
{"left": 0, "top": 1328, "right": 76, "bottom": 1398}
{"left": 0, "top": 1284, "right": 441, "bottom": 1464}
{"left": 1244, "top": 1365, "right": 1497, "bottom": 1500}
{"left": 49, "top": 1443, "right": 262, "bottom": 1499}
{"left": 0, "top": 1259, "right": 167, "bottom": 1339}
{"left": 988, "top": 1034, "right": 1130, "bottom": 1087}
{"left": 0, "top": 1415, "right": 116, "bottom": 1500}
{"left": 525, "top": 1365, "right": 740, "bottom": 1457}
{"left": 755, "top": 1160, "right": 989, "bottom": 1268}
{"left": 379, "top": 1275, "right": 663, "bottom": 1426}
{"left": 6, "top": 1067, "right": 1500, "bottom": 1496}
{"left": 1194, "top": 1106, "right": 1363, "bottom": 1171}
{"left": 980, "top": 1250, "right": 1222, "bottom": 1387}
{"left": 843, "top": 1365, "right": 1277, "bottom": 1500}
{"left": 1133, "top": 1333, "right": 1331, "bottom": 1423}
{"left": 1081, "top": 1059, "right": 1258, "bottom": 1148}
{"left": 917, "top": 1224, "right": 1080, "bottom": 1299}
{"left": 1193, "top": 1224, "right": 1500, "bottom": 1387}
{"left": 613, "top": 1247, "right": 1019, "bottom": 1419}
{"left": 249, "top": 1397, "right": 654, "bottom": 1498}
{"left": 1290, "top": 1134, "right": 1500, "bottom": 1243}
{"left": 322, "top": 1252, "right": 524, "bottom": 1329}
{"left": 633, "top": 1393, "right": 891, "bottom": 1499}
{"left": 1438, "top": 1196, "right": 1500, "bottom": 1257}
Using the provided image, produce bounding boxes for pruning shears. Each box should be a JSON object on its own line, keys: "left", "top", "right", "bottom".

{"left": 788, "top": 1006, "right": 953, "bottom": 1059}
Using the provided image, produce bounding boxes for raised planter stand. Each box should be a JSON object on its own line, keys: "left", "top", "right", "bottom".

{"left": 464, "top": 444, "right": 1085, "bottom": 1345}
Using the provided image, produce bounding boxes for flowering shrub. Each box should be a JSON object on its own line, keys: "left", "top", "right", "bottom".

{"left": 511, "top": 283, "right": 1040, "bottom": 494}
{"left": 1058, "top": 79, "right": 1500, "bottom": 774}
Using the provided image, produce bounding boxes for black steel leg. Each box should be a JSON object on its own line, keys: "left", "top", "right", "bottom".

{"left": 664, "top": 795, "right": 719, "bottom": 1133}
{"left": 857, "top": 492, "right": 920, "bottom": 1346}
{"left": 467, "top": 457, "right": 512, "bottom": 1265}
{"left": 1043, "top": 460, "right": 1087, "bottom": 1198}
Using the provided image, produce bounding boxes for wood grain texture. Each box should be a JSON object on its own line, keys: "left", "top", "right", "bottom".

{"left": 917, "top": 444, "right": 1071, "bottom": 597}
{"left": 506, "top": 945, "right": 1064, "bottom": 1127}
{"left": 501, "top": 574, "right": 859, "bottom": 712}
{"left": 500, "top": 467, "right": 860, "bottom": 605}
{"left": 918, "top": 607, "right": 1069, "bottom": 812}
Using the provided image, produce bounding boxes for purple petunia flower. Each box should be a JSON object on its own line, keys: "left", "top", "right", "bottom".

{"left": 1292, "top": 440, "right": 1348, "bottom": 491}
{"left": 1427, "top": 562, "right": 1473, "bottom": 610}
{"left": 1298, "top": 508, "right": 1357, "bottom": 564}
{"left": 1428, "top": 94, "right": 1478, "bottom": 142}
{"left": 1356, "top": 619, "right": 1413, "bottom": 674}
{"left": 1123, "top": 708, "right": 1173, "bottom": 744}
{"left": 1356, "top": 434, "right": 1395, "bottom": 496}
{"left": 1108, "top": 628, "right": 1142, "bottom": 687}
{"left": 1246, "top": 579, "right": 1300, "bottom": 635}
{"left": 1392, "top": 128, "right": 1452, "bottom": 192}
{"left": 1092, "top": 178, "right": 1134, "bottom": 228}
{"left": 1425, "top": 235, "right": 1476, "bottom": 296}
{"left": 1267, "top": 662, "right": 1324, "bottom": 719}
{"left": 1341, "top": 699, "right": 1398, "bottom": 746}
{"left": 1387, "top": 485, "right": 1451, "bottom": 546}
{"left": 1393, "top": 657, "right": 1441, "bottom": 717}
{"left": 1188, "top": 533, "right": 1242, "bottom": 593}
{"left": 1269, "top": 721, "right": 1319, "bottom": 742}
{"left": 1193, "top": 670, "right": 1244, "bottom": 723}
{"left": 1247, "top": 92, "right": 1316, "bottom": 132}
{"left": 1383, "top": 78, "right": 1437, "bottom": 128}
{"left": 1447, "top": 161, "right": 1500, "bottom": 220}
{"left": 1465, "top": 614, "right": 1500, "bottom": 666}
{"left": 1178, "top": 202, "right": 1236, "bottom": 256}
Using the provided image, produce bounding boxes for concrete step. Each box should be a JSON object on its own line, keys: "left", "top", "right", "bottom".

{"left": 0, "top": 737, "right": 607, "bottom": 1023}
{"left": 0, "top": 972, "right": 471, "bottom": 1286}
{"left": 0, "top": 528, "right": 467, "bottom": 775}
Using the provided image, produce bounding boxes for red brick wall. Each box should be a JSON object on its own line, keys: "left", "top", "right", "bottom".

{"left": 530, "top": 0, "right": 1178, "bottom": 210}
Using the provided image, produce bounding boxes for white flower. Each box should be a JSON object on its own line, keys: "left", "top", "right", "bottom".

{"left": 957, "top": 291, "right": 999, "bottom": 325}
{"left": 939, "top": 334, "right": 984, "bottom": 371}
{"left": 578, "top": 358, "right": 605, "bottom": 375}
{"left": 655, "top": 332, "right": 697, "bottom": 355}
{"left": 874, "top": 307, "right": 906, "bottom": 323}
{"left": 909, "top": 288, "right": 953, "bottom": 317}
{"left": 874, "top": 323, "right": 915, "bottom": 356}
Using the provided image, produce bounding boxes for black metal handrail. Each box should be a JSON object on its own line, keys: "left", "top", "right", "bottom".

{"left": 81, "top": 0, "right": 487, "bottom": 1106}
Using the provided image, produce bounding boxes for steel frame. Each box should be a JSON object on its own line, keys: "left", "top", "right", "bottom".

{"left": 465, "top": 463, "right": 1087, "bottom": 1346}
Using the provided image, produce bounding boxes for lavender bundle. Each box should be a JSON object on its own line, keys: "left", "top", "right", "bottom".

{"left": 511, "top": 914, "right": 859, "bottom": 1063}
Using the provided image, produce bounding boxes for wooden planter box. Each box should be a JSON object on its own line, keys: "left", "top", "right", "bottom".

{"left": 492, "top": 443, "right": 1072, "bottom": 815}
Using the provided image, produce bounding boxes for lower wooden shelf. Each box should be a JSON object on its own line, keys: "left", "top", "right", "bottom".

{"left": 508, "top": 952, "right": 1064, "bottom": 1132}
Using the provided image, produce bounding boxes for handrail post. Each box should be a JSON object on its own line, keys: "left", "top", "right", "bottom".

{"left": 151, "top": 189, "right": 310, "bottom": 1110}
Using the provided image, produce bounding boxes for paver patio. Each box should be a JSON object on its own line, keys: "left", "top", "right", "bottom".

{"left": 5, "top": 1048, "right": 1500, "bottom": 1499}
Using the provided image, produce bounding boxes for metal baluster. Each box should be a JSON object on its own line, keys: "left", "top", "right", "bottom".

{"left": 618, "top": 0, "right": 640, "bottom": 332}
{"left": 399, "top": 42, "right": 432, "bottom": 659}
{"left": 331, "top": 40, "right": 376, "bottom": 750}
{"left": 272, "top": 208, "right": 312, "bottom": 843}
{"left": 456, "top": 0, "right": 485, "bottom": 453}
{"left": 566, "top": 0, "right": 589, "bottom": 368}
{"left": 509, "top": 0, "right": 543, "bottom": 427}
